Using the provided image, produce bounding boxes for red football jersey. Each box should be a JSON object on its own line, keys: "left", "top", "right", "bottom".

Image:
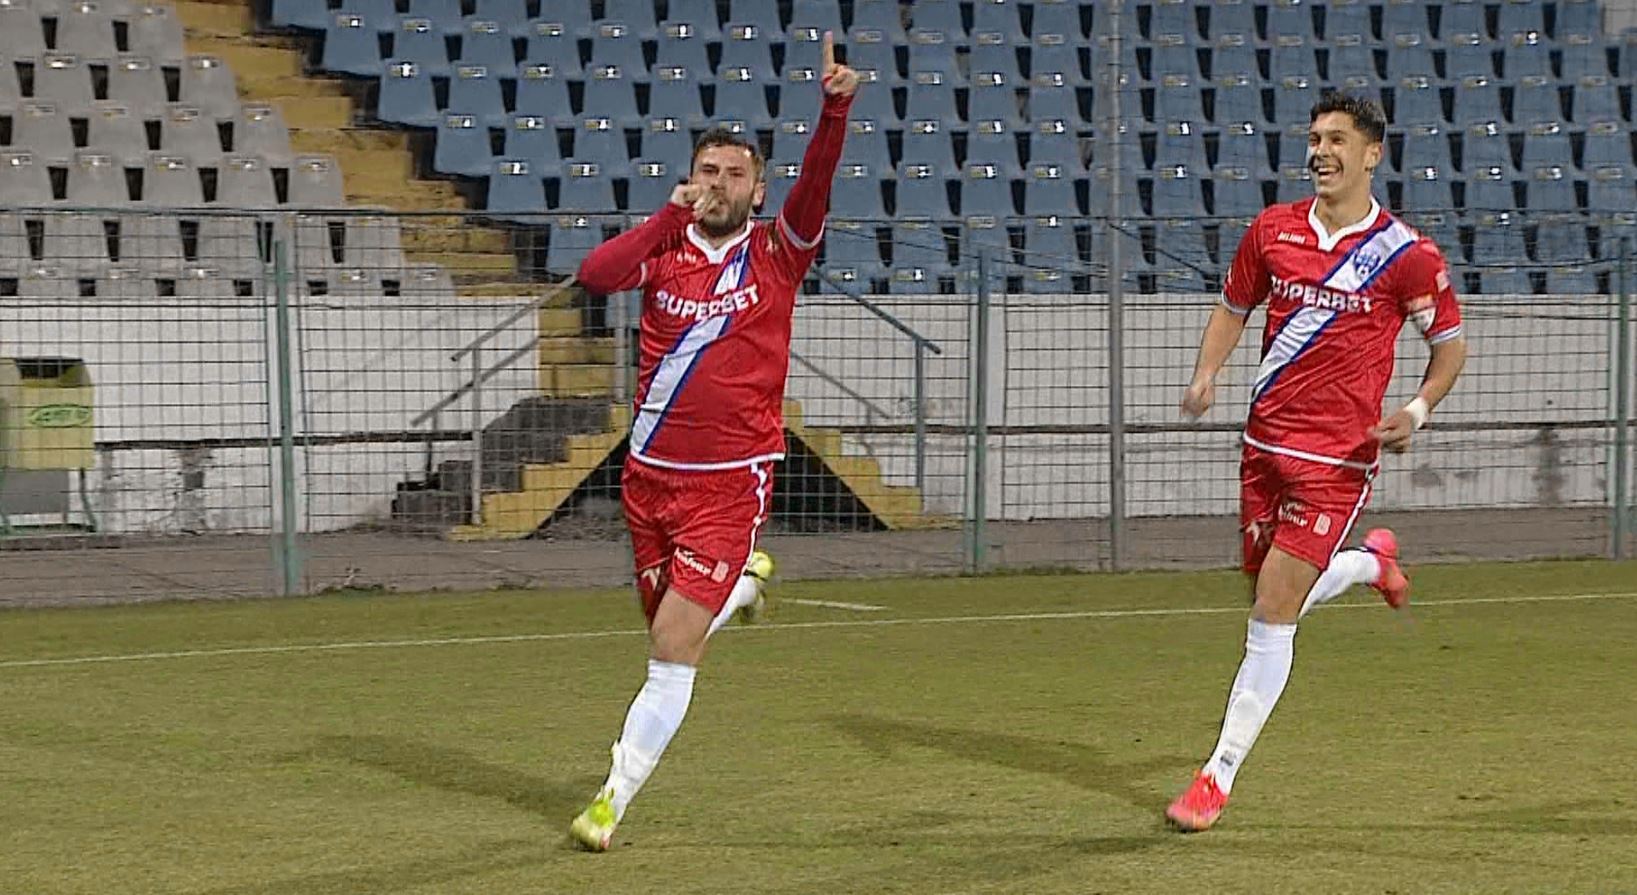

{"left": 1223, "top": 196, "right": 1464, "bottom": 468}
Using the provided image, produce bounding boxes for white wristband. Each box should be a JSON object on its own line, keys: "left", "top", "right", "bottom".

{"left": 1404, "top": 397, "right": 1430, "bottom": 430}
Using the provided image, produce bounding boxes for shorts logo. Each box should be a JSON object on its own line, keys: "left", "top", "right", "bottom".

{"left": 1278, "top": 500, "right": 1309, "bottom": 529}
{"left": 674, "top": 548, "right": 715, "bottom": 578}
{"left": 710, "top": 561, "right": 731, "bottom": 583}
{"left": 1314, "top": 514, "right": 1332, "bottom": 537}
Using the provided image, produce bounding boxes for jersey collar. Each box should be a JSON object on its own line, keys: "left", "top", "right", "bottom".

{"left": 1306, "top": 196, "right": 1382, "bottom": 252}
{"left": 686, "top": 219, "right": 755, "bottom": 265}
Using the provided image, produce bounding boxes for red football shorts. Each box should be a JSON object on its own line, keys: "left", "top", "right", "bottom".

{"left": 1239, "top": 442, "right": 1376, "bottom": 576}
{"left": 622, "top": 456, "right": 773, "bottom": 624}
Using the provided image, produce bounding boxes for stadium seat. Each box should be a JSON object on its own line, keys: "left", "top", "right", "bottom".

{"left": 1326, "top": 33, "right": 1380, "bottom": 84}
{"left": 1029, "top": 120, "right": 1085, "bottom": 170}
{"left": 817, "top": 220, "right": 887, "bottom": 292}
{"left": 181, "top": 56, "right": 241, "bottom": 119}
{"left": 339, "top": 0, "right": 397, "bottom": 30}
{"left": 963, "top": 162, "right": 1018, "bottom": 217}
{"left": 341, "top": 215, "right": 404, "bottom": 271}
{"left": 270, "top": 0, "right": 328, "bottom": 30}
{"left": 434, "top": 112, "right": 493, "bottom": 177}
{"left": 545, "top": 218, "right": 603, "bottom": 277}
{"left": 1439, "top": 0, "right": 1489, "bottom": 40}
{"left": 904, "top": 118, "right": 959, "bottom": 174}
{"left": 1511, "top": 75, "right": 1562, "bottom": 125}
{"left": 557, "top": 160, "right": 616, "bottom": 212}
{"left": 788, "top": 0, "right": 843, "bottom": 37}
{"left": 142, "top": 155, "right": 205, "bottom": 206}
{"left": 15, "top": 265, "right": 77, "bottom": 301}
{"left": 1526, "top": 164, "right": 1578, "bottom": 213}
{"left": 851, "top": 0, "right": 909, "bottom": 43}
{"left": 94, "top": 267, "right": 161, "bottom": 299}
{"left": 1209, "top": 31, "right": 1257, "bottom": 85}
{"left": 1272, "top": 75, "right": 1318, "bottom": 126}
{"left": 513, "top": 63, "right": 575, "bottom": 126}
{"left": 846, "top": 26, "right": 904, "bottom": 86}
{"left": 322, "top": 13, "right": 383, "bottom": 77}
{"left": 572, "top": 117, "right": 629, "bottom": 168}
{"left": 1560, "top": 34, "right": 1610, "bottom": 79}
{"left": 1028, "top": 74, "right": 1088, "bottom": 129}
{"left": 55, "top": 2, "right": 119, "bottom": 60}
{"left": 0, "top": 150, "right": 50, "bottom": 206}
{"left": 0, "top": 2, "right": 45, "bottom": 56}
{"left": 1450, "top": 75, "right": 1505, "bottom": 125}
{"left": 655, "top": 22, "right": 713, "bottom": 81}
{"left": 1497, "top": 0, "right": 1546, "bottom": 36}
{"left": 829, "top": 162, "right": 888, "bottom": 219}
{"left": 1461, "top": 123, "right": 1512, "bottom": 176}
{"left": 620, "top": 159, "right": 673, "bottom": 212}
{"left": 968, "top": 69, "right": 1025, "bottom": 127}
{"left": 762, "top": 160, "right": 800, "bottom": 211}
{"left": 904, "top": 71, "right": 960, "bottom": 126}
{"left": 294, "top": 215, "right": 340, "bottom": 273}
{"left": 1587, "top": 164, "right": 1635, "bottom": 212}
{"left": 770, "top": 118, "right": 813, "bottom": 166}
{"left": 1380, "top": 0, "right": 1427, "bottom": 41}
{"left": 666, "top": 0, "right": 724, "bottom": 41}
{"left": 12, "top": 102, "right": 73, "bottom": 166}
{"left": 44, "top": 213, "right": 112, "bottom": 272}
{"left": 888, "top": 218, "right": 952, "bottom": 293}
{"left": 580, "top": 65, "right": 643, "bottom": 129}
{"left": 1520, "top": 120, "right": 1572, "bottom": 170}
{"left": 1212, "top": 73, "right": 1265, "bottom": 125}
{"left": 908, "top": 27, "right": 963, "bottom": 85}
{"left": 1568, "top": 75, "right": 1620, "bottom": 123}
{"left": 393, "top": 17, "right": 451, "bottom": 76}
{"left": 1400, "top": 123, "right": 1455, "bottom": 174}
{"left": 405, "top": 0, "right": 462, "bottom": 33}
{"left": 1153, "top": 72, "right": 1204, "bottom": 124}
{"left": 910, "top": 0, "right": 963, "bottom": 36}
{"left": 1392, "top": 75, "right": 1443, "bottom": 127}
{"left": 896, "top": 161, "right": 955, "bottom": 219}
{"left": 601, "top": 0, "right": 659, "bottom": 41}
{"left": 589, "top": 20, "right": 646, "bottom": 72}
{"left": 1465, "top": 164, "right": 1515, "bottom": 210}
{"left": 727, "top": 0, "right": 784, "bottom": 38}
{"left": 1265, "top": 0, "right": 1317, "bottom": 41}
{"left": 108, "top": 55, "right": 168, "bottom": 117}
{"left": 1031, "top": 0, "right": 1085, "bottom": 40}
{"left": 1402, "top": 164, "right": 1455, "bottom": 209}
{"left": 524, "top": 22, "right": 583, "bottom": 78}
{"left": 1582, "top": 121, "right": 1632, "bottom": 168}
{"left": 715, "top": 68, "right": 775, "bottom": 128}
{"left": 36, "top": 54, "right": 97, "bottom": 113}
{"left": 1022, "top": 214, "right": 1080, "bottom": 267}
{"left": 1207, "top": 0, "right": 1256, "bottom": 39}
{"left": 1268, "top": 35, "right": 1319, "bottom": 83}
{"left": 1321, "top": 0, "right": 1371, "bottom": 40}
{"left": 719, "top": 23, "right": 778, "bottom": 82}
{"left": 119, "top": 215, "right": 185, "bottom": 270}
{"left": 1441, "top": 31, "right": 1496, "bottom": 80}
{"left": 1211, "top": 165, "right": 1264, "bottom": 217}
{"left": 639, "top": 117, "right": 692, "bottom": 173}
{"left": 485, "top": 158, "right": 546, "bottom": 216}
{"left": 232, "top": 104, "right": 292, "bottom": 166}
{"left": 1149, "top": 32, "right": 1204, "bottom": 82}
{"left": 841, "top": 119, "right": 892, "bottom": 171}
{"left": 1502, "top": 30, "right": 1553, "bottom": 79}
{"left": 87, "top": 101, "right": 148, "bottom": 165}
{"left": 66, "top": 150, "right": 127, "bottom": 205}
{"left": 161, "top": 104, "right": 225, "bottom": 166}
{"left": 460, "top": 19, "right": 518, "bottom": 77}
{"left": 1386, "top": 31, "right": 1438, "bottom": 80}
{"left": 1532, "top": 215, "right": 1588, "bottom": 263}
{"left": 971, "top": 0, "right": 1025, "bottom": 44}
{"left": 846, "top": 70, "right": 901, "bottom": 124}
{"left": 446, "top": 64, "right": 507, "bottom": 128}
{"left": 1024, "top": 161, "right": 1081, "bottom": 216}
{"left": 1216, "top": 121, "right": 1271, "bottom": 172}
{"left": 782, "top": 26, "right": 826, "bottom": 93}
{"left": 322, "top": 267, "right": 384, "bottom": 297}
{"left": 1151, "top": 218, "right": 1210, "bottom": 292}
{"left": 398, "top": 264, "right": 456, "bottom": 298}
{"left": 1150, "top": 158, "right": 1206, "bottom": 217}
{"left": 217, "top": 155, "right": 278, "bottom": 206}
{"left": 1275, "top": 164, "right": 1314, "bottom": 202}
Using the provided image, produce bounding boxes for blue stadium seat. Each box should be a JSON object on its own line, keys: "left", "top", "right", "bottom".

{"left": 788, "top": 0, "right": 843, "bottom": 36}
{"left": 1559, "top": 33, "right": 1609, "bottom": 79}
{"left": 769, "top": 119, "right": 811, "bottom": 166}
{"left": 842, "top": 119, "right": 892, "bottom": 170}
{"left": 648, "top": 66, "right": 708, "bottom": 128}
{"left": 904, "top": 119, "right": 959, "bottom": 173}
{"left": 889, "top": 219, "right": 952, "bottom": 294}
{"left": 968, "top": 71, "right": 1025, "bottom": 127}
{"left": 1028, "top": 75, "right": 1088, "bottom": 129}
{"left": 1582, "top": 121, "right": 1632, "bottom": 168}
{"left": 911, "top": 0, "right": 964, "bottom": 37}
{"left": 1150, "top": 38, "right": 1203, "bottom": 87}
{"left": 340, "top": 0, "right": 397, "bottom": 29}
{"left": 1272, "top": 75, "right": 1318, "bottom": 124}
{"left": 666, "top": 0, "right": 724, "bottom": 41}
{"left": 404, "top": 0, "right": 462, "bottom": 32}
{"left": 1208, "top": 31, "right": 1256, "bottom": 84}
{"left": 1400, "top": 123, "right": 1455, "bottom": 174}
{"left": 1451, "top": 75, "right": 1504, "bottom": 125}
{"left": 971, "top": 0, "right": 1026, "bottom": 44}
{"left": 486, "top": 158, "right": 546, "bottom": 216}
{"left": 1154, "top": 73, "right": 1204, "bottom": 123}
{"left": 1155, "top": 119, "right": 1207, "bottom": 170}
{"left": 846, "top": 27, "right": 904, "bottom": 86}
{"left": 1557, "top": 0, "right": 1602, "bottom": 37}
{"left": 528, "top": 0, "right": 591, "bottom": 38}
{"left": 1207, "top": 0, "right": 1257, "bottom": 39}
{"left": 1025, "top": 161, "right": 1081, "bottom": 215}
{"left": 271, "top": 0, "right": 328, "bottom": 30}
{"left": 962, "top": 163, "right": 1018, "bottom": 217}
{"left": 905, "top": 72, "right": 960, "bottom": 126}
{"left": 1212, "top": 74, "right": 1266, "bottom": 125}
{"left": 1385, "top": 31, "right": 1438, "bottom": 78}
{"left": 969, "top": 32, "right": 1025, "bottom": 88}
{"left": 461, "top": 19, "right": 518, "bottom": 76}
{"left": 1093, "top": 29, "right": 1144, "bottom": 86}
{"left": 1090, "top": 164, "right": 1144, "bottom": 218}
{"left": 969, "top": 120, "right": 1026, "bottom": 174}
{"left": 505, "top": 113, "right": 563, "bottom": 177}
{"left": 1587, "top": 164, "right": 1635, "bottom": 211}
{"left": 1462, "top": 122, "right": 1513, "bottom": 173}
{"left": 1150, "top": 0, "right": 1201, "bottom": 40}
{"left": 778, "top": 77, "right": 823, "bottom": 129}
{"left": 472, "top": 0, "right": 528, "bottom": 35}
{"left": 1264, "top": 0, "right": 1317, "bottom": 41}
{"left": 1441, "top": 32, "right": 1496, "bottom": 80}
{"left": 1439, "top": 0, "right": 1489, "bottom": 40}
{"left": 1031, "top": 34, "right": 1088, "bottom": 87}
{"left": 656, "top": 23, "right": 713, "bottom": 81}
{"left": 1022, "top": 215, "right": 1081, "bottom": 269}
{"left": 1520, "top": 121, "right": 1572, "bottom": 169}
{"left": 514, "top": 63, "right": 575, "bottom": 126}
{"left": 589, "top": 21, "right": 647, "bottom": 71}
{"left": 851, "top": 0, "right": 909, "bottom": 42}
{"left": 547, "top": 216, "right": 604, "bottom": 272}
{"left": 1402, "top": 165, "right": 1454, "bottom": 208}
{"left": 1496, "top": 0, "right": 1546, "bottom": 37}
{"left": 1215, "top": 218, "right": 1251, "bottom": 267}
{"left": 897, "top": 161, "right": 955, "bottom": 218}
{"left": 783, "top": 25, "right": 826, "bottom": 85}
{"left": 1475, "top": 268, "right": 1529, "bottom": 294}
{"left": 1216, "top": 121, "right": 1271, "bottom": 172}
{"left": 1088, "top": 0, "right": 1142, "bottom": 38}
{"left": 1150, "top": 160, "right": 1206, "bottom": 217}
{"left": 844, "top": 72, "right": 900, "bottom": 124}
{"left": 1028, "top": 120, "right": 1085, "bottom": 170}
{"left": 1031, "top": 0, "right": 1086, "bottom": 40}
{"left": 1532, "top": 216, "right": 1588, "bottom": 263}
{"left": 395, "top": 18, "right": 451, "bottom": 76}
{"left": 1327, "top": 34, "right": 1380, "bottom": 83}
{"left": 1268, "top": 36, "right": 1319, "bottom": 82}
{"left": 378, "top": 61, "right": 440, "bottom": 127}
{"left": 830, "top": 162, "right": 889, "bottom": 219}
{"left": 1380, "top": 0, "right": 1427, "bottom": 41}
{"left": 719, "top": 23, "right": 778, "bottom": 82}
{"left": 908, "top": 28, "right": 964, "bottom": 85}
{"left": 1403, "top": 210, "right": 1460, "bottom": 258}
{"left": 1526, "top": 164, "right": 1578, "bottom": 212}
{"left": 434, "top": 112, "right": 493, "bottom": 176}
{"left": 581, "top": 65, "right": 643, "bottom": 129}
{"left": 763, "top": 160, "right": 800, "bottom": 210}
{"left": 1322, "top": 0, "right": 1372, "bottom": 41}
{"left": 573, "top": 117, "right": 630, "bottom": 167}
{"left": 602, "top": 0, "right": 660, "bottom": 41}
{"left": 1544, "top": 265, "right": 1596, "bottom": 294}
{"left": 1465, "top": 165, "right": 1515, "bottom": 209}
{"left": 1211, "top": 165, "right": 1264, "bottom": 216}
{"left": 728, "top": 0, "right": 785, "bottom": 38}
{"left": 627, "top": 159, "right": 679, "bottom": 211}
{"left": 322, "top": 13, "right": 384, "bottom": 77}
{"left": 639, "top": 118, "right": 693, "bottom": 172}
{"left": 1392, "top": 75, "right": 1444, "bottom": 126}
{"left": 558, "top": 160, "right": 617, "bottom": 212}
{"left": 1275, "top": 164, "right": 1315, "bottom": 202}
{"left": 1502, "top": 31, "right": 1553, "bottom": 79}
{"left": 525, "top": 22, "right": 583, "bottom": 78}
{"left": 1152, "top": 218, "right": 1210, "bottom": 292}
{"left": 448, "top": 65, "right": 508, "bottom": 128}
{"left": 1568, "top": 79, "right": 1625, "bottom": 137}
{"left": 817, "top": 220, "right": 887, "bottom": 291}
{"left": 1511, "top": 75, "right": 1562, "bottom": 125}
{"left": 715, "top": 69, "right": 775, "bottom": 128}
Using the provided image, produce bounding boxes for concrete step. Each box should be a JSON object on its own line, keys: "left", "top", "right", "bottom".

{"left": 539, "top": 336, "right": 615, "bottom": 365}
{"left": 405, "top": 250, "right": 518, "bottom": 274}
{"left": 402, "top": 224, "right": 512, "bottom": 255}
{"left": 538, "top": 307, "right": 584, "bottom": 336}
{"left": 267, "top": 95, "right": 354, "bottom": 129}
{"left": 190, "top": 39, "right": 306, "bottom": 80}
{"left": 539, "top": 363, "right": 614, "bottom": 397}
{"left": 176, "top": 0, "right": 253, "bottom": 37}
{"left": 290, "top": 128, "right": 415, "bottom": 155}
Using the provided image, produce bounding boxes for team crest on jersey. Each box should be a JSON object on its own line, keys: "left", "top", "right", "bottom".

{"left": 1351, "top": 248, "right": 1384, "bottom": 280}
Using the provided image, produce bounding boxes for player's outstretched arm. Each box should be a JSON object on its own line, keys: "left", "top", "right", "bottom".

{"left": 778, "top": 31, "right": 858, "bottom": 247}
{"left": 576, "top": 184, "right": 705, "bottom": 294}
{"left": 1181, "top": 304, "right": 1250, "bottom": 418}
{"left": 1373, "top": 335, "right": 1467, "bottom": 453}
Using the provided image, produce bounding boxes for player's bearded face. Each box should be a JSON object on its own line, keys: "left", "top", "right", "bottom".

{"left": 690, "top": 146, "right": 766, "bottom": 238}
{"left": 1307, "top": 112, "right": 1382, "bottom": 201}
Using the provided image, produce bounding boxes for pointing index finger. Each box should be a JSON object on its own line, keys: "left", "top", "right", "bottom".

{"left": 822, "top": 29, "right": 835, "bottom": 71}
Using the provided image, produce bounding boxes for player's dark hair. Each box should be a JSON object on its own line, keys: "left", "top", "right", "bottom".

{"left": 1310, "top": 91, "right": 1387, "bottom": 144}
{"left": 692, "top": 126, "right": 765, "bottom": 178}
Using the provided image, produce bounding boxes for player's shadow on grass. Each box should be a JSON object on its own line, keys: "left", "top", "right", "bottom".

{"left": 831, "top": 714, "right": 1183, "bottom": 812}
{"left": 315, "top": 733, "right": 595, "bottom": 821}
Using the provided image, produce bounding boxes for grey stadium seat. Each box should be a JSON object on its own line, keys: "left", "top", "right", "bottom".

{"left": 0, "top": 149, "right": 51, "bottom": 206}
{"left": 43, "top": 212, "right": 113, "bottom": 273}
{"left": 343, "top": 213, "right": 406, "bottom": 271}
{"left": 161, "top": 104, "right": 226, "bottom": 166}
{"left": 233, "top": 104, "right": 293, "bottom": 165}
{"left": 108, "top": 55, "right": 169, "bottom": 117}
{"left": 119, "top": 214, "right": 185, "bottom": 271}
{"left": 96, "top": 267, "right": 161, "bottom": 300}
{"left": 141, "top": 154, "right": 205, "bottom": 206}
{"left": 35, "top": 54, "right": 97, "bottom": 113}
{"left": 289, "top": 154, "right": 345, "bottom": 207}
{"left": 12, "top": 101, "right": 75, "bottom": 166}
{"left": 87, "top": 101, "right": 149, "bottom": 165}
{"left": 216, "top": 155, "right": 278, "bottom": 207}
{"left": 129, "top": 3, "right": 186, "bottom": 63}
{"left": 66, "top": 150, "right": 129, "bottom": 204}
{"left": 180, "top": 55, "right": 241, "bottom": 119}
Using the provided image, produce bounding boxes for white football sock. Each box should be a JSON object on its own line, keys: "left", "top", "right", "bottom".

{"left": 706, "top": 574, "right": 760, "bottom": 637}
{"left": 1202, "top": 618, "right": 1297, "bottom": 794}
{"left": 603, "top": 659, "right": 696, "bottom": 821}
{"left": 1298, "top": 549, "right": 1381, "bottom": 618}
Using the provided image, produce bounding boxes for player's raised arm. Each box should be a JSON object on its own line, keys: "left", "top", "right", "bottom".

{"left": 1182, "top": 216, "right": 1271, "bottom": 418}
{"left": 576, "top": 183, "right": 709, "bottom": 294}
{"left": 776, "top": 30, "right": 858, "bottom": 250}
{"left": 1373, "top": 244, "right": 1469, "bottom": 453}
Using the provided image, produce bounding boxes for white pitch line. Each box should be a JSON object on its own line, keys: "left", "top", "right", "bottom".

{"left": 1, "top": 590, "right": 1632, "bottom": 671}
{"left": 786, "top": 598, "right": 889, "bottom": 612}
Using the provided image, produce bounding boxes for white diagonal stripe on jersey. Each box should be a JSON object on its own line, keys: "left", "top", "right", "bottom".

{"left": 630, "top": 313, "right": 732, "bottom": 454}
{"left": 1252, "top": 305, "right": 1335, "bottom": 399}
{"left": 1322, "top": 219, "right": 1418, "bottom": 294}
{"left": 713, "top": 241, "right": 751, "bottom": 296}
